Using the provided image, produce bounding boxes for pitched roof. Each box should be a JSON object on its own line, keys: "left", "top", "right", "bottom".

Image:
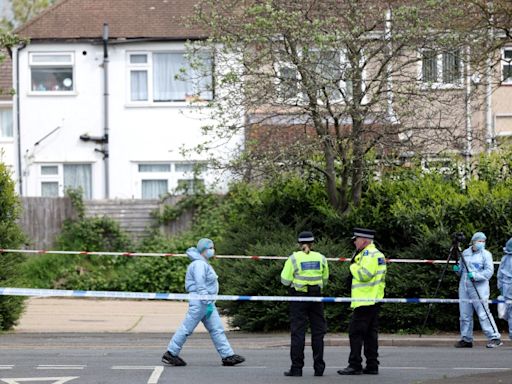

{"left": 0, "top": 51, "right": 13, "bottom": 101}
{"left": 15, "top": 0, "right": 206, "bottom": 41}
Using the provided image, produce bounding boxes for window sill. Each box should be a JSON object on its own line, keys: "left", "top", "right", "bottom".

{"left": 0, "top": 137, "right": 14, "bottom": 143}
{"left": 28, "top": 91, "right": 78, "bottom": 96}
{"left": 419, "top": 83, "right": 464, "bottom": 91}
{"left": 125, "top": 101, "right": 212, "bottom": 108}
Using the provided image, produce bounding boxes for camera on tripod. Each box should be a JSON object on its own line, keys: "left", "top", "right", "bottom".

{"left": 452, "top": 232, "right": 466, "bottom": 244}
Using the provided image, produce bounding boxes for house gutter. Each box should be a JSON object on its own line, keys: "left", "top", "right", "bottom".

{"left": 102, "top": 23, "right": 110, "bottom": 198}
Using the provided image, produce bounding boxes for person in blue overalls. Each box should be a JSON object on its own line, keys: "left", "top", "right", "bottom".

{"left": 497, "top": 237, "right": 512, "bottom": 341}
{"left": 453, "top": 232, "right": 502, "bottom": 348}
{"left": 162, "top": 238, "right": 245, "bottom": 366}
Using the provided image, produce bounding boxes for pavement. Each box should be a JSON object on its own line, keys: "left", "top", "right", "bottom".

{"left": 10, "top": 297, "right": 511, "bottom": 348}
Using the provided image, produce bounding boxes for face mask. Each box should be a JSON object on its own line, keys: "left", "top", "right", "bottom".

{"left": 205, "top": 248, "right": 215, "bottom": 259}
{"left": 474, "top": 242, "right": 485, "bottom": 251}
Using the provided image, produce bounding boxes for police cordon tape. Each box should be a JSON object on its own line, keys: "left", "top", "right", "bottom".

{"left": 0, "top": 249, "right": 501, "bottom": 265}
{"left": 0, "top": 287, "right": 511, "bottom": 304}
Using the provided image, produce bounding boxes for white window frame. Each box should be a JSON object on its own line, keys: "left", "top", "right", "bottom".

{"left": 29, "top": 52, "right": 75, "bottom": 95}
{"left": 501, "top": 47, "right": 512, "bottom": 84}
{"left": 419, "top": 48, "right": 463, "bottom": 89}
{"left": 126, "top": 50, "right": 214, "bottom": 106}
{"left": 275, "top": 48, "right": 355, "bottom": 105}
{"left": 135, "top": 161, "right": 207, "bottom": 198}
{"left": 37, "top": 163, "right": 92, "bottom": 198}
{"left": 0, "top": 104, "right": 13, "bottom": 140}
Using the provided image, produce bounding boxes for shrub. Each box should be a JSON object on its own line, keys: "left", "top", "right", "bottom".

{"left": 0, "top": 162, "right": 26, "bottom": 330}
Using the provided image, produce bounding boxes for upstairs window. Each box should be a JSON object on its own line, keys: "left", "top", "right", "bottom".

{"left": 502, "top": 47, "right": 512, "bottom": 84}
{"left": 29, "top": 52, "right": 74, "bottom": 93}
{"left": 128, "top": 51, "right": 213, "bottom": 103}
{"left": 277, "top": 49, "right": 352, "bottom": 103}
{"left": 421, "top": 49, "right": 461, "bottom": 86}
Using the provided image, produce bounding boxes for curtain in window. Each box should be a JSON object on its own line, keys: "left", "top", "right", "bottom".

{"left": 442, "top": 51, "right": 460, "bottom": 84}
{"left": 41, "top": 182, "right": 59, "bottom": 197}
{"left": 153, "top": 53, "right": 191, "bottom": 101}
{"left": 141, "top": 179, "right": 168, "bottom": 199}
{"left": 422, "top": 50, "right": 437, "bottom": 82}
{"left": 0, "top": 109, "right": 13, "bottom": 137}
{"left": 63, "top": 164, "right": 92, "bottom": 199}
{"left": 138, "top": 163, "right": 170, "bottom": 172}
{"left": 130, "top": 70, "right": 148, "bottom": 101}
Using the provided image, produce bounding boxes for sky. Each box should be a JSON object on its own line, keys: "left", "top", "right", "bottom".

{"left": 0, "top": 0, "right": 12, "bottom": 19}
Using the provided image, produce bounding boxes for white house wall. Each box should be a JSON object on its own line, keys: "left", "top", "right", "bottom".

{"left": 16, "top": 41, "right": 243, "bottom": 199}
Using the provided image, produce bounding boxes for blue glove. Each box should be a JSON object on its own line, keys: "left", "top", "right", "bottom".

{"left": 467, "top": 272, "right": 474, "bottom": 280}
{"left": 205, "top": 303, "right": 214, "bottom": 320}
{"left": 452, "top": 265, "right": 460, "bottom": 272}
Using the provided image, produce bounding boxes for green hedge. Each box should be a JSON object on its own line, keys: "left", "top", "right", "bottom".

{"left": 18, "top": 149, "right": 512, "bottom": 334}
{"left": 0, "top": 162, "right": 26, "bottom": 330}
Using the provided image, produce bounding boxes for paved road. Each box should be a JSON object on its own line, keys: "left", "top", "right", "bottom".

{"left": 0, "top": 333, "right": 510, "bottom": 384}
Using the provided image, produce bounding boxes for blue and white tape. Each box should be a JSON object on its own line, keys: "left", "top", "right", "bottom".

{"left": 1, "top": 287, "right": 510, "bottom": 305}
{"left": 0, "top": 248, "right": 502, "bottom": 264}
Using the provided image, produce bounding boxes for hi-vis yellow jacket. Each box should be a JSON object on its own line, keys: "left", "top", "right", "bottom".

{"left": 349, "top": 243, "right": 386, "bottom": 308}
{"left": 281, "top": 251, "right": 329, "bottom": 293}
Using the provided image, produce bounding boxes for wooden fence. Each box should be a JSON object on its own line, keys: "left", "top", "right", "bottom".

{"left": 18, "top": 197, "right": 193, "bottom": 249}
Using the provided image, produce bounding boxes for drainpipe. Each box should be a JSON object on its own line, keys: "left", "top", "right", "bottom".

{"left": 385, "top": 8, "right": 397, "bottom": 125}
{"left": 102, "top": 22, "right": 110, "bottom": 198}
{"left": 485, "top": 4, "right": 494, "bottom": 152}
{"left": 14, "top": 43, "right": 26, "bottom": 195}
{"left": 464, "top": 46, "right": 472, "bottom": 185}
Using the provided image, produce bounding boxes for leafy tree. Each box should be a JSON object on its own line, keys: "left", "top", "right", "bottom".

{"left": 189, "top": 0, "right": 495, "bottom": 214}
{"left": 1, "top": 0, "right": 55, "bottom": 30}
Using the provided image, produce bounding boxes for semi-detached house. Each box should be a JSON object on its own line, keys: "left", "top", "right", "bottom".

{"left": 11, "top": 0, "right": 242, "bottom": 200}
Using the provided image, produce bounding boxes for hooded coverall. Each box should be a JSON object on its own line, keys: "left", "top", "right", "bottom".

{"left": 497, "top": 244, "right": 512, "bottom": 340}
{"left": 166, "top": 247, "right": 234, "bottom": 358}
{"left": 456, "top": 246, "right": 500, "bottom": 342}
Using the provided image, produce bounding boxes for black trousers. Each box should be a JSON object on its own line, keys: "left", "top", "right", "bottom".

{"left": 289, "top": 288, "right": 326, "bottom": 374}
{"left": 348, "top": 304, "right": 380, "bottom": 370}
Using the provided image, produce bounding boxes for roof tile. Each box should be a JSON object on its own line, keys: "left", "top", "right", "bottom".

{"left": 15, "top": 0, "right": 206, "bottom": 40}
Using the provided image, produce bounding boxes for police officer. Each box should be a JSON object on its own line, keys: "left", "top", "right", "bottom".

{"left": 281, "top": 231, "right": 329, "bottom": 377}
{"left": 338, "top": 228, "right": 386, "bottom": 376}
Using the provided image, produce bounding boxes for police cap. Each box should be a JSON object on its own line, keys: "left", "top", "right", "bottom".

{"left": 298, "top": 231, "right": 315, "bottom": 243}
{"left": 352, "top": 228, "right": 376, "bottom": 240}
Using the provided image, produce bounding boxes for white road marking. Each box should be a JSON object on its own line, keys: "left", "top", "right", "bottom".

{"left": 0, "top": 377, "right": 78, "bottom": 384}
{"left": 0, "top": 367, "right": 13, "bottom": 370}
{"left": 147, "top": 367, "right": 163, "bottom": 384}
{"left": 111, "top": 366, "right": 163, "bottom": 384}
{"left": 453, "top": 367, "right": 512, "bottom": 370}
{"left": 36, "top": 366, "right": 85, "bottom": 370}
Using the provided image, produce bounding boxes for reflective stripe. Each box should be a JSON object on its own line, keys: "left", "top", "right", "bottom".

{"left": 281, "top": 278, "right": 292, "bottom": 286}
{"left": 295, "top": 275, "right": 323, "bottom": 282}
{"left": 291, "top": 255, "right": 299, "bottom": 274}
{"left": 352, "top": 278, "right": 385, "bottom": 289}
{"left": 357, "top": 266, "right": 374, "bottom": 280}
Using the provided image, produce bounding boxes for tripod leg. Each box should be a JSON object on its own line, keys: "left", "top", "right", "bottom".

{"left": 418, "top": 249, "right": 453, "bottom": 338}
